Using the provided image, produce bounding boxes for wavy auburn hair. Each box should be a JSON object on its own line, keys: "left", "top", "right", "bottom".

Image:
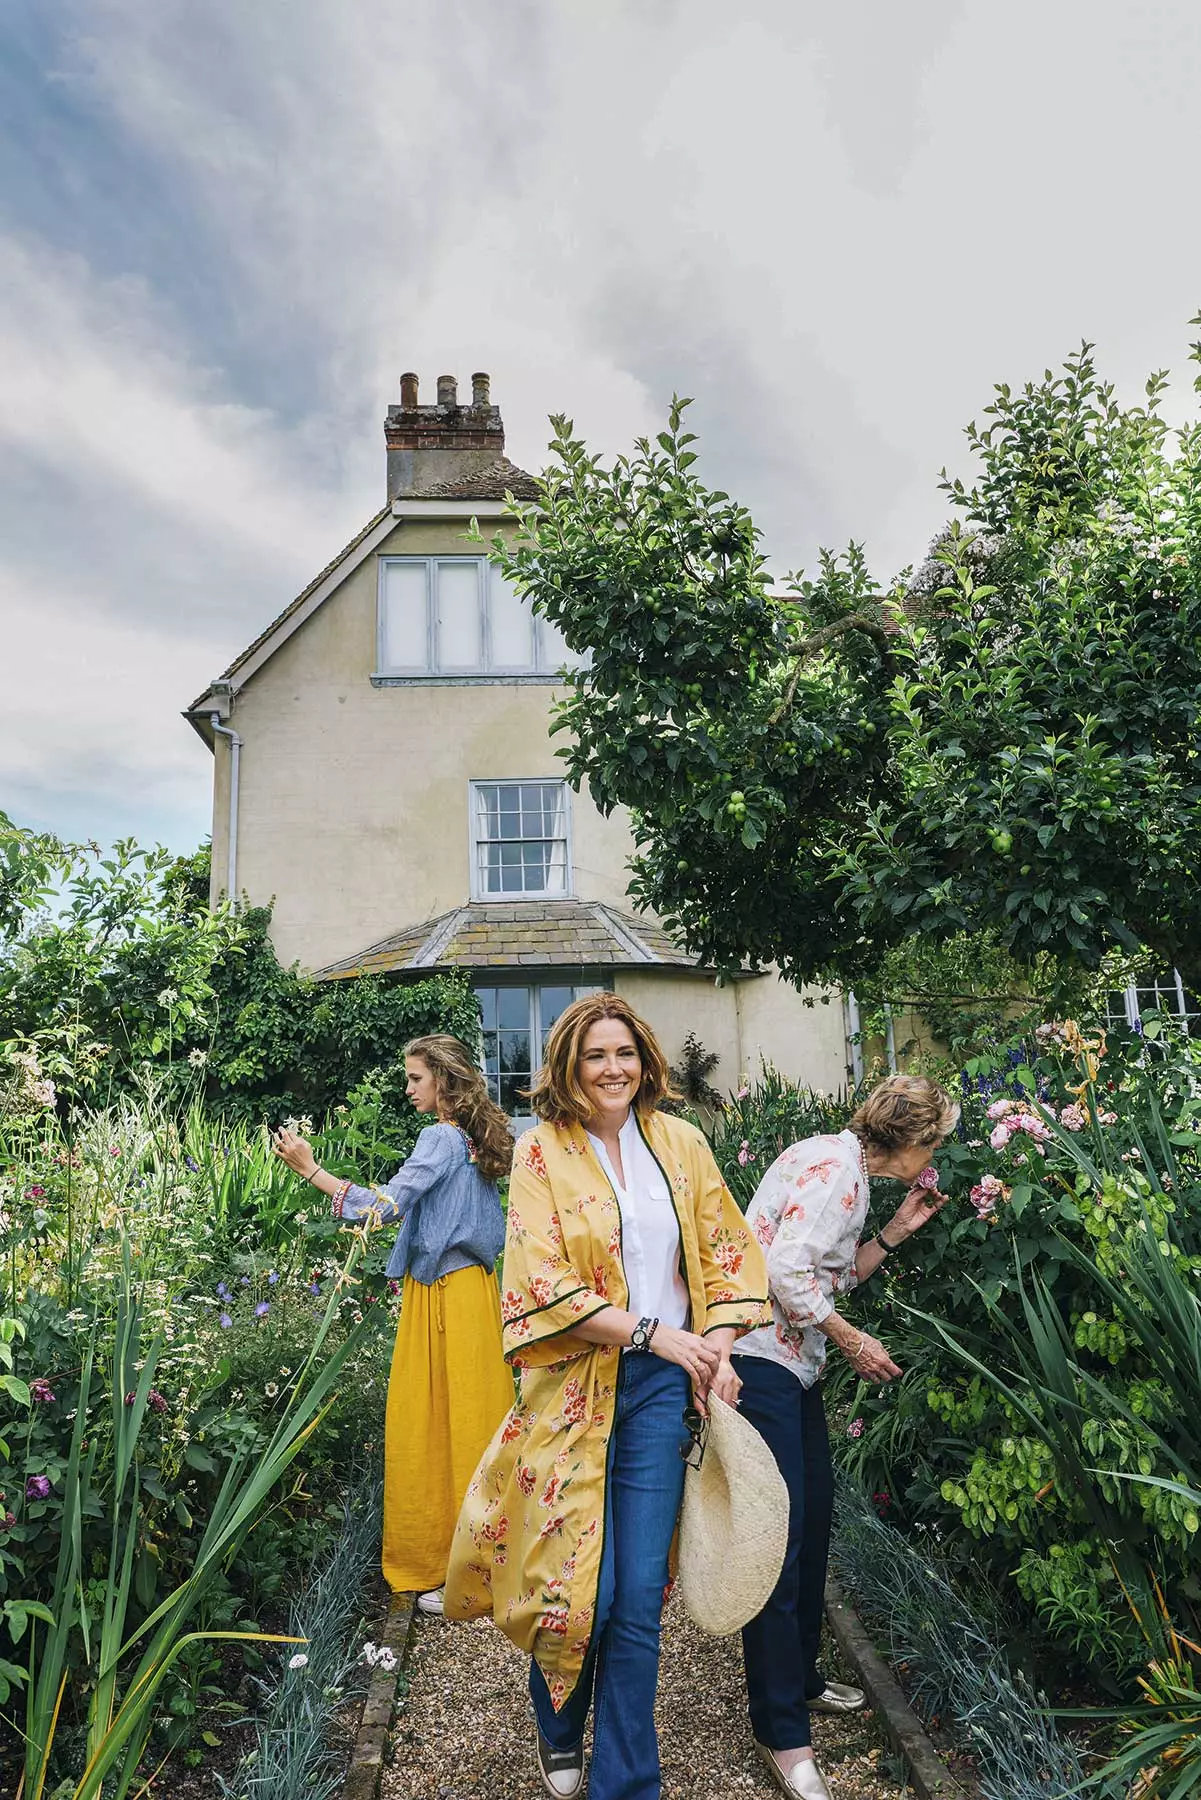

{"left": 404, "top": 1035, "right": 514, "bottom": 1183}
{"left": 527, "top": 994, "right": 678, "bottom": 1126}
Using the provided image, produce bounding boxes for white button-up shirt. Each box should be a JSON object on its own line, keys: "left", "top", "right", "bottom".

{"left": 586, "top": 1113, "right": 690, "bottom": 1332}
{"left": 734, "top": 1129, "right": 868, "bottom": 1389}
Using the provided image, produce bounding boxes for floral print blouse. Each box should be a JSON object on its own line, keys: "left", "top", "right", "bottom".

{"left": 734, "top": 1129, "right": 868, "bottom": 1389}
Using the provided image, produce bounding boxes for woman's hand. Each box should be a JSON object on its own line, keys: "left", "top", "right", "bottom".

{"left": 888, "top": 1180, "right": 951, "bottom": 1242}
{"left": 704, "top": 1357, "right": 743, "bottom": 1411}
{"left": 844, "top": 1331, "right": 902, "bottom": 1384}
{"left": 650, "top": 1325, "right": 721, "bottom": 1392}
{"left": 273, "top": 1127, "right": 319, "bottom": 1180}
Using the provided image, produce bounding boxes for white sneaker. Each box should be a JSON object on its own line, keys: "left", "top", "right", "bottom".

{"left": 536, "top": 1727, "right": 584, "bottom": 1798}
{"left": 415, "top": 1587, "right": 445, "bottom": 1615}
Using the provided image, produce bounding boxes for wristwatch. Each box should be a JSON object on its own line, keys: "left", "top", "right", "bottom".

{"left": 629, "top": 1316, "right": 660, "bottom": 1353}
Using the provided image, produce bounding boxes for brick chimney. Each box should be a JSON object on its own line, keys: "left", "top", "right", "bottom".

{"left": 385, "top": 370, "right": 506, "bottom": 500}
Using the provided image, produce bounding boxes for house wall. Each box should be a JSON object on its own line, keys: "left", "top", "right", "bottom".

{"left": 214, "top": 517, "right": 634, "bottom": 969}
{"left": 210, "top": 510, "right": 848, "bottom": 1093}
{"left": 613, "top": 971, "right": 847, "bottom": 1098}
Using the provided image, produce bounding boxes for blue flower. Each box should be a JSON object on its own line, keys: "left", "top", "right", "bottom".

{"left": 255, "top": 1301, "right": 270, "bottom": 1318}
{"left": 216, "top": 1282, "right": 229, "bottom": 1300}
{"left": 185, "top": 1156, "right": 198, "bottom": 1171}
{"left": 309, "top": 1281, "right": 321, "bottom": 1296}
{"left": 267, "top": 1270, "right": 279, "bottom": 1285}
{"left": 220, "top": 1313, "right": 233, "bottom": 1329}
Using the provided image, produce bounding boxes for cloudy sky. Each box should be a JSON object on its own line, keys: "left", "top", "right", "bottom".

{"left": 4, "top": 0, "right": 1201, "bottom": 855}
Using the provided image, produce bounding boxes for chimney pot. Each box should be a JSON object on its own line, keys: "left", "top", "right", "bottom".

{"left": 399, "top": 371, "right": 419, "bottom": 408}
{"left": 472, "top": 371, "right": 491, "bottom": 408}
{"left": 436, "top": 374, "right": 458, "bottom": 407}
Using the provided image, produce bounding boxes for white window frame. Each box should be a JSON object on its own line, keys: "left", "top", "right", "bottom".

{"left": 468, "top": 778, "right": 573, "bottom": 901}
{"left": 376, "top": 555, "right": 575, "bottom": 678}
{"left": 1104, "top": 968, "right": 1199, "bottom": 1037}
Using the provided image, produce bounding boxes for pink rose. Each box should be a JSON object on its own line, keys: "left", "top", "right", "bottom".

{"left": 989, "top": 1122, "right": 1012, "bottom": 1151}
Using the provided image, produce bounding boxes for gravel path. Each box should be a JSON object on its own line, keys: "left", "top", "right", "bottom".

{"left": 383, "top": 1595, "right": 911, "bottom": 1800}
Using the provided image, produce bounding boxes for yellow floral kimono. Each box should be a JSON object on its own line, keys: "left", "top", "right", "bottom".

{"left": 444, "top": 1109, "right": 768, "bottom": 1709}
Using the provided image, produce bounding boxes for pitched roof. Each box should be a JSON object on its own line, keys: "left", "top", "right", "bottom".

{"left": 186, "top": 503, "right": 392, "bottom": 712}
{"left": 313, "top": 899, "right": 715, "bottom": 980}
{"left": 412, "top": 455, "right": 540, "bottom": 501}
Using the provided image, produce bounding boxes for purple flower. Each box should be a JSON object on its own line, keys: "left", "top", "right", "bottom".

{"left": 267, "top": 1270, "right": 279, "bottom": 1285}
{"left": 30, "top": 1379, "right": 55, "bottom": 1405}
{"left": 308, "top": 1282, "right": 320, "bottom": 1296}
{"left": 220, "top": 1313, "right": 233, "bottom": 1329}
{"left": 255, "top": 1301, "right": 270, "bottom": 1317}
{"left": 25, "top": 1475, "right": 51, "bottom": 1502}
{"left": 216, "top": 1282, "right": 230, "bottom": 1299}
{"left": 147, "top": 1388, "right": 168, "bottom": 1414}
{"left": 25, "top": 1184, "right": 46, "bottom": 1199}
{"left": 240, "top": 1276, "right": 250, "bottom": 1286}
{"left": 185, "top": 1156, "right": 198, "bottom": 1171}
{"left": 846, "top": 1417, "right": 865, "bottom": 1439}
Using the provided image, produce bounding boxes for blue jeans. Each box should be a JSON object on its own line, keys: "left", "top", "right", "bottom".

{"left": 732, "top": 1353, "right": 833, "bottom": 1751}
{"left": 530, "top": 1354, "right": 691, "bottom": 1800}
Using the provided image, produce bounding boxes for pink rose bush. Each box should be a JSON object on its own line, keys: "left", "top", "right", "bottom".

{"left": 969, "top": 1173, "right": 1011, "bottom": 1220}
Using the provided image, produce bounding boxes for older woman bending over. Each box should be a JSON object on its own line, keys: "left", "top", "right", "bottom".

{"left": 734, "top": 1074, "right": 959, "bottom": 1800}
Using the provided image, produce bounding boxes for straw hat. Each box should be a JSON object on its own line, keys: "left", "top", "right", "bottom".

{"left": 677, "top": 1392, "right": 790, "bottom": 1636}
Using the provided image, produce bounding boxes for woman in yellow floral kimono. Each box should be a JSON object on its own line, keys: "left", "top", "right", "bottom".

{"left": 446, "top": 995, "right": 767, "bottom": 1800}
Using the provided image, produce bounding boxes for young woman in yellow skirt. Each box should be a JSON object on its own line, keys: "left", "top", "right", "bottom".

{"left": 274, "top": 1034, "right": 513, "bottom": 1611}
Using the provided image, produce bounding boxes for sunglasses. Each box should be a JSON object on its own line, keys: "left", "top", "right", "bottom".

{"left": 681, "top": 1403, "right": 708, "bottom": 1471}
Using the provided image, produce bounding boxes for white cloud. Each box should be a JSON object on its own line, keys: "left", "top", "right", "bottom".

{"left": 5, "top": 0, "right": 1201, "bottom": 848}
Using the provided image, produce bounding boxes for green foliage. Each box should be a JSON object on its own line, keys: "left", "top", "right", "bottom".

{"left": 0, "top": 1091, "right": 397, "bottom": 1793}
{"left": 495, "top": 334, "right": 1201, "bottom": 990}
{"left": 0, "top": 835, "right": 479, "bottom": 1126}
{"left": 708, "top": 1026, "right": 1201, "bottom": 1685}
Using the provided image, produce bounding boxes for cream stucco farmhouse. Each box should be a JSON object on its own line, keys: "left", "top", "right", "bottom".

{"left": 185, "top": 373, "right": 851, "bottom": 1111}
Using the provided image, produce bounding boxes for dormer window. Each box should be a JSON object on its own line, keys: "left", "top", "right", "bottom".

{"left": 377, "top": 556, "right": 575, "bottom": 678}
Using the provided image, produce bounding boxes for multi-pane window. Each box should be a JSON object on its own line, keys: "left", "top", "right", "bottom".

{"left": 377, "top": 557, "right": 578, "bottom": 676}
{"left": 478, "top": 983, "right": 593, "bottom": 1116}
{"left": 471, "top": 781, "right": 570, "bottom": 899}
{"left": 1103, "top": 969, "right": 1200, "bottom": 1037}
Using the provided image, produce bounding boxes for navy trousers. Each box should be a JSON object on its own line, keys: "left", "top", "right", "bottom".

{"left": 731, "top": 1353, "right": 834, "bottom": 1751}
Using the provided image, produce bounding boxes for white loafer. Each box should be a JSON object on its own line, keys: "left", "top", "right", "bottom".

{"left": 755, "top": 1744, "right": 833, "bottom": 1799}
{"left": 810, "top": 1678, "right": 866, "bottom": 1713}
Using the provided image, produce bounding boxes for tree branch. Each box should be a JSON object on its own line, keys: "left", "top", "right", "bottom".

{"left": 769, "top": 614, "right": 892, "bottom": 722}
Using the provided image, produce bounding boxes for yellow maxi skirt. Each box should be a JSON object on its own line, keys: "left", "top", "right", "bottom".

{"left": 382, "top": 1264, "right": 513, "bottom": 1594}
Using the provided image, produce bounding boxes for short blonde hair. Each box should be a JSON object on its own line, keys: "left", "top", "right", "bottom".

{"left": 848, "top": 1074, "right": 959, "bottom": 1153}
{"left": 527, "top": 994, "right": 678, "bottom": 1125}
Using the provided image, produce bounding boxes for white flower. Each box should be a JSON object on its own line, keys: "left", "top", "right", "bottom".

{"left": 375, "top": 1647, "right": 397, "bottom": 1671}
{"left": 31, "top": 1079, "right": 57, "bottom": 1108}
{"left": 265, "top": 1382, "right": 279, "bottom": 1398}
{"left": 187, "top": 1048, "right": 208, "bottom": 1068}
{"left": 361, "top": 1642, "right": 380, "bottom": 1665}
{"left": 288, "top": 1652, "right": 309, "bottom": 1670}
{"left": 156, "top": 988, "right": 179, "bottom": 1008}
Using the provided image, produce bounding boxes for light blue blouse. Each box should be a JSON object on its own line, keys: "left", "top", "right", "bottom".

{"left": 336, "top": 1122, "right": 506, "bottom": 1284}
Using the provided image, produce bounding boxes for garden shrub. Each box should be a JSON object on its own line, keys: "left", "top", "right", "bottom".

{"left": 0, "top": 1087, "right": 403, "bottom": 1794}
{"left": 707, "top": 1025, "right": 1201, "bottom": 1685}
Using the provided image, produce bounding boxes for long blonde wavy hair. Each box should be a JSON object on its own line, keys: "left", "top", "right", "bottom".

{"left": 405, "top": 1034, "right": 514, "bottom": 1183}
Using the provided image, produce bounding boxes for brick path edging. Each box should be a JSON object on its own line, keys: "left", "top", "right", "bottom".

{"left": 825, "top": 1577, "right": 975, "bottom": 1800}
{"left": 343, "top": 1591, "right": 416, "bottom": 1800}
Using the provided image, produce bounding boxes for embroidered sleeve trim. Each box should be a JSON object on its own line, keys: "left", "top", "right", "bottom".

{"left": 331, "top": 1179, "right": 352, "bottom": 1220}
{"left": 503, "top": 1283, "right": 593, "bottom": 1330}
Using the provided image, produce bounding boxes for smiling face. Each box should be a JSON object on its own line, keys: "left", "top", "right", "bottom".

{"left": 405, "top": 1056, "right": 442, "bottom": 1116}
{"left": 576, "top": 1018, "right": 643, "bottom": 1129}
